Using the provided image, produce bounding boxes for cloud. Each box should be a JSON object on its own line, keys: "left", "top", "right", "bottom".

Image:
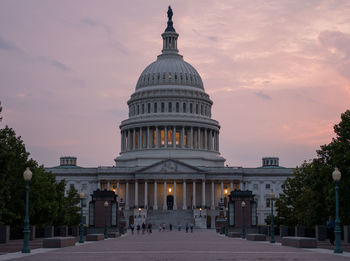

{"left": 51, "top": 60, "right": 71, "bottom": 72}
{"left": 81, "top": 17, "right": 112, "bottom": 33}
{"left": 0, "top": 35, "right": 21, "bottom": 52}
{"left": 255, "top": 91, "right": 271, "bottom": 100}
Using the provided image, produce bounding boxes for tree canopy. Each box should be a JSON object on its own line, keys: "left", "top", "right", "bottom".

{"left": 276, "top": 110, "right": 350, "bottom": 226}
{"left": 0, "top": 125, "right": 80, "bottom": 227}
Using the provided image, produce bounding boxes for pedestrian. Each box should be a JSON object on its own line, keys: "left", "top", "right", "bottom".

{"left": 178, "top": 224, "right": 182, "bottom": 231}
{"left": 326, "top": 216, "right": 335, "bottom": 245}
{"left": 190, "top": 223, "right": 193, "bottom": 233}
{"left": 185, "top": 224, "right": 189, "bottom": 233}
{"left": 130, "top": 223, "right": 135, "bottom": 235}
{"left": 162, "top": 223, "right": 166, "bottom": 231}
{"left": 142, "top": 222, "right": 146, "bottom": 234}
{"left": 169, "top": 224, "right": 173, "bottom": 231}
{"left": 137, "top": 224, "right": 141, "bottom": 234}
{"left": 148, "top": 223, "right": 152, "bottom": 234}
{"left": 159, "top": 224, "right": 162, "bottom": 232}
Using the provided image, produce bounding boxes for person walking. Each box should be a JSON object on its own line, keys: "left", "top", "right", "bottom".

{"left": 142, "top": 222, "right": 146, "bottom": 234}
{"left": 130, "top": 223, "right": 135, "bottom": 235}
{"left": 148, "top": 223, "right": 152, "bottom": 234}
{"left": 190, "top": 223, "right": 193, "bottom": 233}
{"left": 185, "top": 224, "right": 189, "bottom": 233}
{"left": 326, "top": 216, "right": 335, "bottom": 245}
{"left": 137, "top": 224, "right": 141, "bottom": 235}
{"left": 169, "top": 224, "right": 173, "bottom": 231}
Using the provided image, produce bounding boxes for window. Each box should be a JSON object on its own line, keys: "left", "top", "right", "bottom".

{"left": 154, "top": 103, "right": 157, "bottom": 113}
{"left": 161, "top": 102, "right": 165, "bottom": 112}
{"left": 196, "top": 104, "right": 199, "bottom": 114}
{"left": 176, "top": 102, "right": 179, "bottom": 112}
{"left": 201, "top": 104, "right": 203, "bottom": 115}
{"left": 137, "top": 105, "right": 139, "bottom": 115}
{"left": 253, "top": 184, "right": 258, "bottom": 190}
{"left": 266, "top": 184, "right": 270, "bottom": 189}
{"left": 147, "top": 103, "right": 151, "bottom": 113}
{"left": 142, "top": 104, "right": 144, "bottom": 114}
{"left": 168, "top": 129, "right": 172, "bottom": 146}
{"left": 266, "top": 199, "right": 270, "bottom": 208}
{"left": 160, "top": 129, "right": 165, "bottom": 146}
{"left": 183, "top": 103, "right": 186, "bottom": 113}
{"left": 190, "top": 103, "right": 193, "bottom": 113}
{"left": 168, "top": 102, "right": 172, "bottom": 112}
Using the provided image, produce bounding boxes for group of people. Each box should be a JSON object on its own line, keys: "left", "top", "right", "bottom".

{"left": 129, "top": 222, "right": 152, "bottom": 234}
{"left": 158, "top": 223, "right": 194, "bottom": 232}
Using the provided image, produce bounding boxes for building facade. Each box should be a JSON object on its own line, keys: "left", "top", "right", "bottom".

{"left": 47, "top": 7, "right": 293, "bottom": 228}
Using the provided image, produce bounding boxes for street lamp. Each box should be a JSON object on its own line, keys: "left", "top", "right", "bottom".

{"left": 22, "top": 167, "right": 32, "bottom": 253}
{"left": 199, "top": 207, "right": 202, "bottom": 217}
{"left": 332, "top": 168, "right": 343, "bottom": 254}
{"left": 241, "top": 201, "right": 246, "bottom": 239}
{"left": 79, "top": 192, "right": 85, "bottom": 243}
{"left": 269, "top": 192, "right": 275, "bottom": 243}
{"left": 138, "top": 207, "right": 141, "bottom": 217}
{"left": 104, "top": 201, "right": 109, "bottom": 239}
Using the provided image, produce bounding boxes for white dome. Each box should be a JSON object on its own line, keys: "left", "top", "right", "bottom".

{"left": 136, "top": 53, "right": 204, "bottom": 90}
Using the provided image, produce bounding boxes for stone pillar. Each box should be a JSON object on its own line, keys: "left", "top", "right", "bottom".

{"left": 230, "top": 181, "right": 233, "bottom": 192}
{"left": 220, "top": 181, "right": 224, "bottom": 200}
{"left": 139, "top": 128, "right": 142, "bottom": 149}
{"left": 183, "top": 180, "right": 187, "bottom": 210}
{"left": 147, "top": 127, "right": 150, "bottom": 149}
{"left": 156, "top": 126, "right": 159, "bottom": 148}
{"left": 198, "top": 128, "right": 201, "bottom": 150}
{"left": 217, "top": 131, "right": 220, "bottom": 151}
{"left": 192, "top": 181, "right": 196, "bottom": 209}
{"left": 144, "top": 181, "right": 148, "bottom": 208}
{"left": 204, "top": 128, "right": 208, "bottom": 150}
{"left": 190, "top": 127, "right": 193, "bottom": 149}
{"left": 117, "top": 181, "right": 120, "bottom": 202}
{"left": 209, "top": 130, "right": 212, "bottom": 151}
{"left": 181, "top": 127, "right": 185, "bottom": 148}
{"left": 154, "top": 181, "right": 158, "bottom": 210}
{"left": 107, "top": 180, "right": 110, "bottom": 191}
{"left": 97, "top": 180, "right": 101, "bottom": 190}
{"left": 132, "top": 129, "right": 136, "bottom": 150}
{"left": 164, "top": 126, "right": 168, "bottom": 148}
{"left": 120, "top": 131, "right": 123, "bottom": 152}
{"left": 125, "top": 181, "right": 129, "bottom": 210}
{"left": 127, "top": 129, "right": 131, "bottom": 150}
{"left": 135, "top": 180, "right": 138, "bottom": 208}
{"left": 211, "top": 180, "right": 215, "bottom": 210}
{"left": 202, "top": 180, "right": 206, "bottom": 208}
{"left": 163, "top": 180, "right": 167, "bottom": 210}
{"left": 172, "top": 126, "right": 176, "bottom": 148}
{"left": 173, "top": 181, "right": 177, "bottom": 209}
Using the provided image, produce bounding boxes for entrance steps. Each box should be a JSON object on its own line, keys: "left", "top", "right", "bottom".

{"left": 146, "top": 209, "right": 194, "bottom": 229}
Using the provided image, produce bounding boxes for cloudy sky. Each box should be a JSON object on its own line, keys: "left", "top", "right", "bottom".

{"left": 1, "top": 0, "right": 349, "bottom": 168}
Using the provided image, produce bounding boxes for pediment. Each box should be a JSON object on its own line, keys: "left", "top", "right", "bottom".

{"left": 137, "top": 159, "right": 203, "bottom": 174}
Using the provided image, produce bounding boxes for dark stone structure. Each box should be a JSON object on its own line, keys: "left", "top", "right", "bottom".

{"left": 89, "top": 190, "right": 118, "bottom": 228}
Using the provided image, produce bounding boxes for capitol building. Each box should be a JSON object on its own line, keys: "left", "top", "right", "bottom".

{"left": 47, "top": 7, "right": 293, "bottom": 228}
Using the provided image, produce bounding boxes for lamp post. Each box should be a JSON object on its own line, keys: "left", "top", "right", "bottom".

{"left": 79, "top": 192, "right": 85, "bottom": 243}
{"left": 22, "top": 167, "right": 32, "bottom": 253}
{"left": 241, "top": 201, "right": 246, "bottom": 239}
{"left": 269, "top": 192, "right": 275, "bottom": 243}
{"left": 332, "top": 168, "right": 343, "bottom": 254}
{"left": 199, "top": 207, "right": 202, "bottom": 217}
{"left": 104, "top": 201, "right": 109, "bottom": 239}
{"left": 138, "top": 207, "right": 141, "bottom": 217}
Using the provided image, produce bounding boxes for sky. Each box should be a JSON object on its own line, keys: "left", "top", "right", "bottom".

{"left": 0, "top": 0, "right": 349, "bottom": 168}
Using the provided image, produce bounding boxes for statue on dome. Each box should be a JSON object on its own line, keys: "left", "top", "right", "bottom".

{"left": 167, "top": 6, "right": 173, "bottom": 21}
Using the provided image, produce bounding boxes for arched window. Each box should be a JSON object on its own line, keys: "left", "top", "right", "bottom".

{"left": 161, "top": 102, "right": 165, "bottom": 112}
{"left": 142, "top": 104, "right": 145, "bottom": 114}
{"left": 168, "top": 102, "right": 172, "bottom": 112}
{"left": 190, "top": 103, "right": 193, "bottom": 113}
{"left": 147, "top": 103, "right": 151, "bottom": 113}
{"left": 183, "top": 103, "right": 186, "bottom": 113}
{"left": 154, "top": 103, "right": 158, "bottom": 113}
{"left": 196, "top": 104, "right": 199, "bottom": 114}
{"left": 137, "top": 105, "right": 140, "bottom": 115}
{"left": 176, "top": 102, "right": 179, "bottom": 112}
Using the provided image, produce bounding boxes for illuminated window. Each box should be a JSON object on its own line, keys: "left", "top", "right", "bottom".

{"left": 160, "top": 129, "right": 165, "bottom": 146}
{"left": 176, "top": 131, "right": 180, "bottom": 146}
{"left": 184, "top": 129, "right": 188, "bottom": 147}
{"left": 168, "top": 73, "right": 172, "bottom": 80}
{"left": 153, "top": 129, "right": 157, "bottom": 147}
{"left": 168, "top": 129, "right": 172, "bottom": 146}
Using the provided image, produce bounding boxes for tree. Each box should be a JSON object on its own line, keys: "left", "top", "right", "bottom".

{"left": 63, "top": 185, "right": 81, "bottom": 226}
{"left": 0, "top": 125, "right": 78, "bottom": 227}
{"left": 276, "top": 110, "right": 350, "bottom": 226}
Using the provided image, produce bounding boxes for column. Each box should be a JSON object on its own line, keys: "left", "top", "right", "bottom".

{"left": 181, "top": 127, "right": 185, "bottom": 148}
{"left": 156, "top": 127, "right": 159, "bottom": 148}
{"left": 117, "top": 181, "right": 120, "bottom": 202}
{"left": 135, "top": 180, "right": 138, "bottom": 208}
{"left": 164, "top": 126, "right": 168, "bottom": 148}
{"left": 220, "top": 181, "right": 224, "bottom": 200}
{"left": 211, "top": 181, "right": 215, "bottom": 210}
{"left": 107, "top": 180, "right": 110, "bottom": 191}
{"left": 190, "top": 127, "right": 193, "bottom": 149}
{"left": 163, "top": 180, "right": 167, "bottom": 210}
{"left": 139, "top": 128, "right": 142, "bottom": 149}
{"left": 204, "top": 128, "right": 208, "bottom": 150}
{"left": 192, "top": 181, "right": 196, "bottom": 209}
{"left": 173, "top": 126, "right": 176, "bottom": 148}
{"left": 173, "top": 180, "right": 177, "bottom": 210}
{"left": 230, "top": 181, "right": 233, "bottom": 192}
{"left": 154, "top": 181, "right": 158, "bottom": 210}
{"left": 217, "top": 131, "right": 220, "bottom": 151}
{"left": 147, "top": 127, "right": 150, "bottom": 149}
{"left": 202, "top": 180, "right": 206, "bottom": 207}
{"left": 127, "top": 129, "right": 131, "bottom": 151}
{"left": 198, "top": 128, "right": 201, "bottom": 150}
{"left": 209, "top": 130, "right": 213, "bottom": 151}
{"left": 144, "top": 181, "right": 148, "bottom": 208}
{"left": 132, "top": 129, "right": 136, "bottom": 150}
{"left": 97, "top": 180, "right": 101, "bottom": 190}
{"left": 120, "top": 131, "right": 123, "bottom": 152}
{"left": 183, "top": 180, "right": 187, "bottom": 210}
{"left": 125, "top": 181, "right": 129, "bottom": 210}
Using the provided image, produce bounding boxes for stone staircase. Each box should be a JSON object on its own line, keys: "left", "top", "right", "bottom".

{"left": 146, "top": 210, "right": 194, "bottom": 228}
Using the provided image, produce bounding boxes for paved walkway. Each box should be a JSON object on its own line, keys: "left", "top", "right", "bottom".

{"left": 1, "top": 230, "right": 349, "bottom": 261}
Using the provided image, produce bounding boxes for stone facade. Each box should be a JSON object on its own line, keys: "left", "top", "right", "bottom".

{"left": 46, "top": 8, "right": 293, "bottom": 227}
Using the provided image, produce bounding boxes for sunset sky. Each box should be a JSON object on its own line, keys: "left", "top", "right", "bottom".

{"left": 1, "top": 0, "right": 349, "bottom": 168}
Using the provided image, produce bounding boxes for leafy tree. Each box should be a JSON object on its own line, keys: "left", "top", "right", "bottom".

{"left": 276, "top": 110, "right": 350, "bottom": 226}
{"left": 0, "top": 125, "right": 79, "bottom": 227}
{"left": 63, "top": 185, "right": 81, "bottom": 226}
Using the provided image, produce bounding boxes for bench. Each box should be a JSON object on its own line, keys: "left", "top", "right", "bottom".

{"left": 227, "top": 232, "right": 241, "bottom": 238}
{"left": 108, "top": 232, "right": 120, "bottom": 238}
{"left": 86, "top": 234, "right": 104, "bottom": 241}
{"left": 246, "top": 234, "right": 266, "bottom": 241}
{"left": 43, "top": 237, "right": 76, "bottom": 248}
{"left": 282, "top": 237, "right": 317, "bottom": 248}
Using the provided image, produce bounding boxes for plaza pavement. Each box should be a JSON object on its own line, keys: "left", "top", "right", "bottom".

{"left": 1, "top": 229, "right": 349, "bottom": 261}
